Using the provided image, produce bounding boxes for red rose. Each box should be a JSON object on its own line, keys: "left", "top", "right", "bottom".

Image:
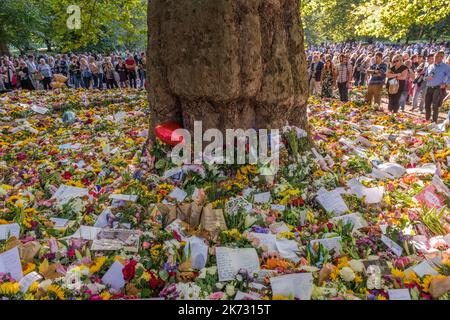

{"left": 62, "top": 171, "right": 72, "bottom": 180}
{"left": 291, "top": 197, "right": 304, "bottom": 207}
{"left": 122, "top": 259, "right": 138, "bottom": 281}
{"left": 149, "top": 272, "right": 159, "bottom": 289}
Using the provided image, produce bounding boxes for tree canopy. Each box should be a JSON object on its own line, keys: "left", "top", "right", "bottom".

{"left": 1, "top": 0, "right": 449, "bottom": 54}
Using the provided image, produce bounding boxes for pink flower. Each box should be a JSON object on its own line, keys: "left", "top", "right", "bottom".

{"left": 208, "top": 292, "right": 225, "bottom": 300}
{"left": 142, "top": 242, "right": 151, "bottom": 249}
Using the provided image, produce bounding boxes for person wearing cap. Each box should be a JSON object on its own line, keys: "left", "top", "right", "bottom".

{"left": 424, "top": 51, "right": 450, "bottom": 123}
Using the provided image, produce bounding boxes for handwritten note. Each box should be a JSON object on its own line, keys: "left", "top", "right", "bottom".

{"left": 167, "top": 188, "right": 187, "bottom": 202}
{"left": 414, "top": 184, "right": 446, "bottom": 209}
{"left": 381, "top": 235, "right": 403, "bottom": 257}
{"left": 68, "top": 226, "right": 102, "bottom": 240}
{"left": 0, "top": 223, "right": 20, "bottom": 240}
{"left": 94, "top": 208, "right": 112, "bottom": 228}
{"left": 316, "top": 188, "right": 349, "bottom": 215}
{"left": 347, "top": 178, "right": 384, "bottom": 204}
{"left": 50, "top": 218, "right": 70, "bottom": 228}
{"left": 407, "top": 261, "right": 438, "bottom": 277}
{"left": 253, "top": 192, "right": 271, "bottom": 204}
{"left": 270, "top": 273, "right": 313, "bottom": 300}
{"left": 0, "top": 247, "right": 23, "bottom": 281}
{"left": 216, "top": 247, "right": 260, "bottom": 282}
{"left": 19, "top": 271, "right": 42, "bottom": 293}
{"left": 102, "top": 260, "right": 125, "bottom": 290}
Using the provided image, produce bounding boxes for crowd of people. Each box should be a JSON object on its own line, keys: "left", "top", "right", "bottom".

{"left": 0, "top": 51, "right": 146, "bottom": 91}
{"left": 307, "top": 42, "right": 450, "bottom": 123}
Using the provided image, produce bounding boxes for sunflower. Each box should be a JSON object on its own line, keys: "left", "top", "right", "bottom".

{"left": 0, "top": 282, "right": 20, "bottom": 296}
{"left": 46, "top": 284, "right": 65, "bottom": 300}
{"left": 390, "top": 268, "right": 405, "bottom": 280}
{"left": 89, "top": 256, "right": 107, "bottom": 274}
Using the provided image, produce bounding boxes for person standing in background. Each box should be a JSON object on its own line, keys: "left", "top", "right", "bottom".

{"left": 386, "top": 55, "right": 408, "bottom": 113}
{"left": 320, "top": 57, "right": 336, "bottom": 99}
{"left": 125, "top": 54, "right": 137, "bottom": 89}
{"left": 366, "top": 52, "right": 387, "bottom": 107}
{"left": 37, "top": 58, "right": 52, "bottom": 90}
{"left": 424, "top": 51, "right": 450, "bottom": 123}
{"left": 308, "top": 53, "right": 324, "bottom": 96}
{"left": 336, "top": 54, "right": 353, "bottom": 102}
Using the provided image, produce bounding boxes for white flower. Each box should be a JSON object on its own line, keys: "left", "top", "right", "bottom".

{"left": 215, "top": 282, "right": 224, "bottom": 290}
{"left": 177, "top": 283, "right": 201, "bottom": 300}
{"left": 207, "top": 266, "right": 217, "bottom": 275}
{"left": 225, "top": 284, "right": 235, "bottom": 297}
{"left": 236, "top": 274, "right": 243, "bottom": 282}
{"left": 198, "top": 268, "right": 207, "bottom": 279}
{"left": 339, "top": 267, "right": 355, "bottom": 282}
{"left": 244, "top": 215, "right": 257, "bottom": 228}
{"left": 348, "top": 260, "right": 364, "bottom": 273}
{"left": 38, "top": 279, "right": 53, "bottom": 290}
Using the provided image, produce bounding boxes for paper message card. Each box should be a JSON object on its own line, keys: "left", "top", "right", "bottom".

{"left": 19, "top": 271, "right": 42, "bottom": 293}
{"left": 316, "top": 188, "right": 349, "bottom": 215}
{"left": 310, "top": 237, "right": 342, "bottom": 256}
{"left": 407, "top": 261, "right": 438, "bottom": 277}
{"left": 52, "top": 185, "right": 89, "bottom": 204}
{"left": 102, "top": 260, "right": 125, "bottom": 290}
{"left": 0, "top": 247, "right": 23, "bottom": 281}
{"left": 50, "top": 218, "right": 70, "bottom": 228}
{"left": 270, "top": 273, "right": 313, "bottom": 300}
{"left": 276, "top": 239, "right": 300, "bottom": 263}
{"left": 330, "top": 213, "right": 368, "bottom": 231}
{"left": 414, "top": 184, "right": 446, "bottom": 209}
{"left": 184, "top": 236, "right": 208, "bottom": 270}
{"left": 109, "top": 194, "right": 138, "bottom": 202}
{"left": 248, "top": 232, "right": 278, "bottom": 252}
{"left": 216, "top": 247, "right": 260, "bottom": 282}
{"left": 254, "top": 192, "right": 271, "bottom": 204}
{"left": 381, "top": 235, "right": 403, "bottom": 257}
{"left": 347, "top": 178, "right": 384, "bottom": 204}
{"left": 0, "top": 223, "right": 20, "bottom": 240}
{"left": 168, "top": 188, "right": 187, "bottom": 202}
{"left": 388, "top": 289, "right": 411, "bottom": 300}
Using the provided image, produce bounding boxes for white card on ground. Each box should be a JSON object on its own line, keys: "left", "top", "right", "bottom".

{"left": 69, "top": 226, "right": 102, "bottom": 240}
{"left": 216, "top": 247, "right": 260, "bottom": 282}
{"left": 102, "top": 260, "right": 125, "bottom": 290}
{"left": 347, "top": 178, "right": 384, "bottom": 204}
{"left": 19, "top": 271, "right": 42, "bottom": 293}
{"left": 163, "top": 167, "right": 183, "bottom": 181}
{"left": 0, "top": 223, "right": 20, "bottom": 240}
{"left": 248, "top": 232, "right": 278, "bottom": 252}
{"left": 330, "top": 213, "right": 368, "bottom": 230}
{"left": 381, "top": 235, "right": 403, "bottom": 257}
{"left": 270, "top": 273, "right": 313, "bottom": 300}
{"left": 276, "top": 239, "right": 300, "bottom": 263}
{"left": 410, "top": 260, "right": 438, "bottom": 277}
{"left": 168, "top": 188, "right": 187, "bottom": 202}
{"left": 388, "top": 289, "right": 411, "bottom": 300}
{"left": 109, "top": 194, "right": 138, "bottom": 202}
{"left": 0, "top": 247, "right": 23, "bottom": 281}
{"left": 254, "top": 192, "right": 271, "bottom": 204}
{"left": 310, "top": 237, "right": 342, "bottom": 255}
{"left": 50, "top": 218, "right": 70, "bottom": 228}
{"left": 406, "top": 163, "right": 436, "bottom": 175}
{"left": 376, "top": 163, "right": 406, "bottom": 178}
{"left": 184, "top": 236, "right": 208, "bottom": 270}
{"left": 52, "top": 185, "right": 89, "bottom": 204}
{"left": 271, "top": 204, "right": 286, "bottom": 212}
{"left": 94, "top": 208, "right": 112, "bottom": 228}
{"left": 316, "top": 187, "right": 348, "bottom": 215}
{"left": 31, "top": 105, "right": 49, "bottom": 114}
{"left": 235, "top": 291, "right": 261, "bottom": 300}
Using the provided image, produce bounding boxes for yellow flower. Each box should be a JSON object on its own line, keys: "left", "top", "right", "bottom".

{"left": 278, "top": 231, "right": 296, "bottom": 240}
{"left": 391, "top": 268, "right": 405, "bottom": 280}
{"left": 29, "top": 282, "right": 39, "bottom": 293}
{"left": 272, "top": 295, "right": 290, "bottom": 300}
{"left": 24, "top": 293, "right": 36, "bottom": 300}
{"left": 422, "top": 275, "right": 446, "bottom": 293}
{"left": 89, "top": 256, "right": 107, "bottom": 274}
{"left": 330, "top": 266, "right": 340, "bottom": 281}
{"left": 0, "top": 282, "right": 20, "bottom": 296}
{"left": 376, "top": 295, "right": 387, "bottom": 300}
{"left": 46, "top": 284, "right": 65, "bottom": 300}
{"left": 100, "top": 291, "right": 111, "bottom": 300}
{"left": 23, "top": 263, "right": 36, "bottom": 275}
{"left": 354, "top": 274, "right": 363, "bottom": 283}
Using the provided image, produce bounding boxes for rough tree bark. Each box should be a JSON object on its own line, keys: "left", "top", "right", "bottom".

{"left": 0, "top": 41, "right": 9, "bottom": 56}
{"left": 147, "top": 0, "right": 309, "bottom": 137}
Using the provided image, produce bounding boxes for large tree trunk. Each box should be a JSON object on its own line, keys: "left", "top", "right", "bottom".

{"left": 147, "top": 0, "right": 309, "bottom": 137}
{"left": 0, "top": 41, "right": 9, "bottom": 56}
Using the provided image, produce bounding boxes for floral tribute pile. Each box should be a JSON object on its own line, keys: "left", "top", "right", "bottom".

{"left": 0, "top": 88, "right": 450, "bottom": 300}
